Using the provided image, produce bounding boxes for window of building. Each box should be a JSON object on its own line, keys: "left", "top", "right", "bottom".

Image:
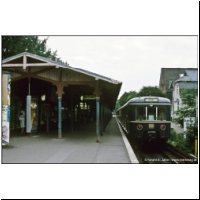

{"left": 174, "top": 99, "right": 179, "bottom": 111}
{"left": 176, "top": 84, "right": 179, "bottom": 94}
{"left": 174, "top": 102, "right": 177, "bottom": 111}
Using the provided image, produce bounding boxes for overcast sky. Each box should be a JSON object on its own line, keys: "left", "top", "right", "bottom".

{"left": 40, "top": 35, "right": 197, "bottom": 98}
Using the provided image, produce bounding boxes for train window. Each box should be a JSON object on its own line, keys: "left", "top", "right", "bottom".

{"left": 136, "top": 107, "right": 145, "bottom": 120}
{"left": 158, "top": 107, "right": 166, "bottom": 120}
{"left": 136, "top": 106, "right": 168, "bottom": 121}
{"left": 158, "top": 108, "right": 166, "bottom": 120}
{"left": 148, "top": 106, "right": 156, "bottom": 120}
{"left": 148, "top": 115, "right": 154, "bottom": 120}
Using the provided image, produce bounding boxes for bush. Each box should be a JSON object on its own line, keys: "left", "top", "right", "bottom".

{"left": 168, "top": 128, "right": 196, "bottom": 154}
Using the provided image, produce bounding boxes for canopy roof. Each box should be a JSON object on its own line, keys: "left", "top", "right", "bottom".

{"left": 2, "top": 52, "right": 122, "bottom": 109}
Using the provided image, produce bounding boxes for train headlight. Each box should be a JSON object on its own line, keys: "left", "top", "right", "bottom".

{"left": 137, "top": 124, "right": 143, "bottom": 130}
{"left": 160, "top": 124, "right": 166, "bottom": 130}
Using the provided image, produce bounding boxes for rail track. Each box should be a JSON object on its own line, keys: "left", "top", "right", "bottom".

{"left": 127, "top": 136, "right": 198, "bottom": 164}
{"left": 162, "top": 143, "right": 198, "bottom": 164}
{"left": 118, "top": 119, "right": 198, "bottom": 164}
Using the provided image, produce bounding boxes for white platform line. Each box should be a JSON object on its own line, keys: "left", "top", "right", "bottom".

{"left": 115, "top": 117, "right": 139, "bottom": 164}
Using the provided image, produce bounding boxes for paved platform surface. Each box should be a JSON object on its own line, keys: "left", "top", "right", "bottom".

{"left": 2, "top": 117, "right": 138, "bottom": 163}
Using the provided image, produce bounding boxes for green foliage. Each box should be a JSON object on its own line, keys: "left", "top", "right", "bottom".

{"left": 138, "top": 86, "right": 166, "bottom": 97}
{"left": 168, "top": 130, "right": 185, "bottom": 150}
{"left": 126, "top": 91, "right": 137, "bottom": 101}
{"left": 119, "top": 91, "right": 137, "bottom": 106}
{"left": 115, "top": 99, "right": 121, "bottom": 111}
{"left": 119, "top": 92, "right": 129, "bottom": 106}
{"left": 169, "top": 119, "right": 198, "bottom": 154}
{"left": 173, "top": 88, "right": 197, "bottom": 123}
{"left": 115, "top": 91, "right": 137, "bottom": 110}
{"left": 2, "top": 36, "right": 63, "bottom": 63}
{"left": 115, "top": 86, "right": 165, "bottom": 111}
{"left": 180, "top": 88, "right": 197, "bottom": 106}
{"left": 172, "top": 87, "right": 198, "bottom": 155}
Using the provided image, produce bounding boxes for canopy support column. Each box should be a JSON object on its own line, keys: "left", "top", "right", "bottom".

{"left": 94, "top": 80, "right": 102, "bottom": 142}
{"left": 58, "top": 97, "right": 62, "bottom": 139}
{"left": 55, "top": 83, "right": 64, "bottom": 139}
{"left": 96, "top": 96, "right": 100, "bottom": 142}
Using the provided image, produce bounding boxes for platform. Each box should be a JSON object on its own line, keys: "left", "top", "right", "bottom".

{"left": 2, "top": 117, "right": 139, "bottom": 164}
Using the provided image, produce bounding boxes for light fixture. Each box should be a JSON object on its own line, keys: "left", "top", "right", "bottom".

{"left": 137, "top": 124, "right": 143, "bottom": 130}
{"left": 31, "top": 103, "right": 37, "bottom": 109}
{"left": 41, "top": 95, "right": 46, "bottom": 101}
{"left": 160, "top": 124, "right": 166, "bottom": 130}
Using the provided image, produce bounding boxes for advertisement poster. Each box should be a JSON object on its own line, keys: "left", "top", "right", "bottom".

{"left": 31, "top": 97, "right": 38, "bottom": 132}
{"left": 26, "top": 96, "right": 38, "bottom": 133}
{"left": 2, "top": 73, "right": 11, "bottom": 145}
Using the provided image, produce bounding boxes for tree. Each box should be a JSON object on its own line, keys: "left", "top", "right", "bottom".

{"left": 138, "top": 86, "right": 166, "bottom": 97}
{"left": 115, "top": 91, "right": 137, "bottom": 111}
{"left": 173, "top": 87, "right": 198, "bottom": 154}
{"left": 115, "top": 86, "right": 165, "bottom": 111}
{"left": 173, "top": 88, "right": 197, "bottom": 124}
{"left": 2, "top": 36, "right": 63, "bottom": 62}
{"left": 115, "top": 99, "right": 121, "bottom": 111}
{"left": 127, "top": 91, "right": 137, "bottom": 102}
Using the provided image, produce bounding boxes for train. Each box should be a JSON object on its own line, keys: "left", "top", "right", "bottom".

{"left": 116, "top": 96, "right": 171, "bottom": 145}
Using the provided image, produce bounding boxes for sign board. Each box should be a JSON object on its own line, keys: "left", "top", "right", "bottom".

{"left": 145, "top": 98, "right": 158, "bottom": 102}
{"left": 183, "top": 117, "right": 196, "bottom": 132}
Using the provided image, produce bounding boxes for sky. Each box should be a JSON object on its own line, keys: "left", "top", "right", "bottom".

{"left": 0, "top": 0, "right": 199, "bottom": 199}
{"left": 40, "top": 35, "right": 198, "bottom": 98}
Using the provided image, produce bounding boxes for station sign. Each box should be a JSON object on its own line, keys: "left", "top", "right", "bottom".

{"left": 81, "top": 95, "right": 96, "bottom": 100}
{"left": 144, "top": 98, "right": 158, "bottom": 102}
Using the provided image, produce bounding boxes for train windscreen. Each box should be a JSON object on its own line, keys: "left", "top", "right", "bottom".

{"left": 136, "top": 106, "right": 167, "bottom": 121}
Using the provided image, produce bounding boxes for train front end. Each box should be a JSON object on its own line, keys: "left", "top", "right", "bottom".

{"left": 128, "top": 96, "right": 171, "bottom": 144}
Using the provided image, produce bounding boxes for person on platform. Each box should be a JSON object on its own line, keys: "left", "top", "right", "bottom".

{"left": 18, "top": 107, "right": 25, "bottom": 133}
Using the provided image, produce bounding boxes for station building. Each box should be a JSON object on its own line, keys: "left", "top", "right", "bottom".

{"left": 2, "top": 52, "right": 122, "bottom": 142}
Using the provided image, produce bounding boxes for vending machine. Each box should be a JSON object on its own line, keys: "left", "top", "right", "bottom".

{"left": 26, "top": 96, "right": 38, "bottom": 133}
